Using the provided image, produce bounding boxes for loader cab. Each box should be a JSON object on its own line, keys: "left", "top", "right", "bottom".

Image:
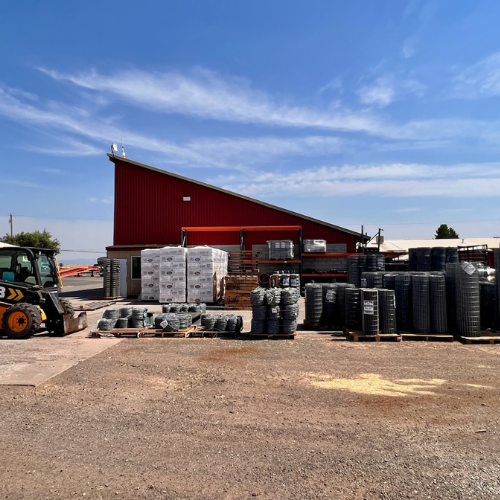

{"left": 0, "top": 247, "right": 61, "bottom": 292}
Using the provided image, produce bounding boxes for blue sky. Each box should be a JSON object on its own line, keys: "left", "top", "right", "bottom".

{"left": 1, "top": 0, "right": 500, "bottom": 262}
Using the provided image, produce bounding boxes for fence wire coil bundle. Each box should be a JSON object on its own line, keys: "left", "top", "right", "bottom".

{"left": 201, "top": 314, "right": 216, "bottom": 330}
{"left": 97, "top": 318, "right": 116, "bottom": 330}
{"left": 214, "top": 315, "right": 228, "bottom": 331}
{"left": 281, "top": 288, "right": 300, "bottom": 305}
{"left": 336, "top": 283, "right": 355, "bottom": 328}
{"left": 408, "top": 249, "right": 418, "bottom": 271}
{"left": 480, "top": 281, "right": 497, "bottom": 330}
{"left": 281, "top": 319, "right": 297, "bottom": 335}
{"left": 446, "top": 247, "right": 459, "bottom": 264}
{"left": 250, "top": 287, "right": 266, "bottom": 306}
{"left": 411, "top": 274, "right": 430, "bottom": 334}
{"left": 102, "top": 309, "right": 120, "bottom": 321}
{"left": 265, "top": 288, "right": 282, "bottom": 306}
{"left": 456, "top": 262, "right": 481, "bottom": 337}
{"left": 347, "top": 255, "right": 361, "bottom": 287}
{"left": 395, "top": 274, "right": 412, "bottom": 332}
{"left": 225, "top": 315, "right": 238, "bottom": 332}
{"left": 267, "top": 319, "right": 281, "bottom": 335}
{"left": 431, "top": 247, "right": 447, "bottom": 272}
{"left": 361, "top": 289, "right": 379, "bottom": 335}
{"left": 416, "top": 247, "right": 432, "bottom": 272}
{"left": 445, "top": 263, "right": 459, "bottom": 334}
{"left": 382, "top": 273, "right": 398, "bottom": 290}
{"left": 114, "top": 318, "right": 129, "bottom": 329}
{"left": 366, "top": 254, "right": 385, "bottom": 272}
{"left": 361, "top": 272, "right": 384, "bottom": 289}
{"left": 429, "top": 273, "right": 447, "bottom": 333}
{"left": 289, "top": 274, "right": 300, "bottom": 287}
{"left": 321, "top": 283, "right": 338, "bottom": 326}
{"left": 119, "top": 307, "right": 133, "bottom": 319}
{"left": 378, "top": 289, "right": 397, "bottom": 334}
{"left": 251, "top": 319, "right": 266, "bottom": 334}
{"left": 252, "top": 305, "right": 267, "bottom": 321}
{"left": 282, "top": 303, "right": 299, "bottom": 320}
{"left": 304, "top": 283, "right": 323, "bottom": 327}
{"left": 344, "top": 288, "right": 361, "bottom": 331}
{"left": 267, "top": 305, "right": 281, "bottom": 320}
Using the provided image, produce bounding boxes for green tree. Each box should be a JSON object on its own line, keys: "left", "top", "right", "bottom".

{"left": 434, "top": 224, "right": 459, "bottom": 239}
{"left": 1, "top": 229, "right": 61, "bottom": 254}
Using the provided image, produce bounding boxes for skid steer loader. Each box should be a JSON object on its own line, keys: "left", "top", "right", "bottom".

{"left": 0, "top": 246, "right": 87, "bottom": 339}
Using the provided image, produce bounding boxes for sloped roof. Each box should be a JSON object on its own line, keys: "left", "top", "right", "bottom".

{"left": 367, "top": 238, "right": 500, "bottom": 254}
{"left": 108, "top": 154, "right": 366, "bottom": 240}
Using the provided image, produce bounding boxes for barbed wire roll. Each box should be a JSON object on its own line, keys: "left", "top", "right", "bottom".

{"left": 179, "top": 313, "right": 192, "bottom": 329}
{"left": 281, "top": 288, "right": 300, "bottom": 305}
{"left": 188, "top": 303, "right": 201, "bottom": 312}
{"left": 225, "top": 315, "right": 238, "bottom": 332}
{"left": 97, "top": 318, "right": 116, "bottom": 331}
{"left": 344, "top": 288, "right": 361, "bottom": 331}
{"left": 456, "top": 262, "right": 480, "bottom": 337}
{"left": 250, "top": 287, "right": 266, "bottom": 306}
{"left": 282, "top": 303, "right": 299, "bottom": 320}
{"left": 161, "top": 304, "right": 172, "bottom": 313}
{"left": 336, "top": 283, "right": 355, "bottom": 328}
{"left": 201, "top": 314, "right": 216, "bottom": 330}
{"left": 429, "top": 273, "right": 447, "bottom": 333}
{"left": 252, "top": 305, "right": 267, "bottom": 321}
{"left": 395, "top": 274, "right": 412, "bottom": 332}
{"left": 215, "top": 315, "right": 228, "bottom": 331}
{"left": 445, "top": 263, "right": 459, "bottom": 335}
{"left": 361, "top": 288, "right": 379, "bottom": 335}
{"left": 378, "top": 289, "right": 397, "bottom": 334}
{"left": 251, "top": 319, "right": 266, "bottom": 334}
{"left": 119, "top": 307, "right": 133, "bottom": 318}
{"left": 304, "top": 283, "right": 323, "bottom": 327}
{"left": 267, "top": 319, "right": 280, "bottom": 335}
{"left": 347, "top": 255, "right": 360, "bottom": 287}
{"left": 102, "top": 309, "right": 120, "bottom": 320}
{"left": 321, "top": 283, "right": 338, "bottom": 326}
{"left": 265, "top": 288, "right": 282, "bottom": 306}
{"left": 480, "top": 281, "right": 497, "bottom": 330}
{"left": 114, "top": 318, "right": 129, "bottom": 329}
{"left": 154, "top": 313, "right": 168, "bottom": 328}
{"left": 164, "top": 316, "right": 180, "bottom": 332}
{"left": 267, "top": 305, "right": 281, "bottom": 320}
{"left": 281, "top": 319, "right": 297, "bottom": 335}
{"left": 169, "top": 304, "right": 181, "bottom": 313}
{"left": 412, "top": 274, "right": 430, "bottom": 334}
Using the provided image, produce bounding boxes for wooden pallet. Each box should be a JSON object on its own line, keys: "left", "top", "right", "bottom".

{"left": 346, "top": 330, "right": 401, "bottom": 342}
{"left": 224, "top": 275, "right": 259, "bottom": 310}
{"left": 228, "top": 251, "right": 260, "bottom": 275}
{"left": 400, "top": 333, "right": 454, "bottom": 342}
{"left": 247, "top": 332, "right": 296, "bottom": 339}
{"left": 460, "top": 335, "right": 500, "bottom": 344}
{"left": 91, "top": 324, "right": 198, "bottom": 338}
{"left": 75, "top": 300, "right": 117, "bottom": 311}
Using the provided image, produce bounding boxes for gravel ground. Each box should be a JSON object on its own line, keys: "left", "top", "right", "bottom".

{"left": 1, "top": 336, "right": 500, "bottom": 499}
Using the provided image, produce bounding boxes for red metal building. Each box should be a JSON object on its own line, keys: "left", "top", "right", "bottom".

{"left": 106, "top": 154, "right": 365, "bottom": 295}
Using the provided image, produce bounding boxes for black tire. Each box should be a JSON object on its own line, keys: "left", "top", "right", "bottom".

{"left": 59, "top": 298, "right": 75, "bottom": 318}
{"left": 2, "top": 303, "right": 42, "bottom": 339}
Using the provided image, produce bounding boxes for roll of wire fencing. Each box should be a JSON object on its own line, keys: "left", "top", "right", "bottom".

{"left": 321, "top": 283, "right": 338, "bottom": 327}
{"left": 304, "top": 283, "right": 323, "bottom": 327}
{"left": 416, "top": 247, "right": 432, "bottom": 272}
{"left": 336, "top": 283, "right": 355, "bottom": 329}
{"left": 265, "top": 288, "right": 282, "bottom": 307}
{"left": 431, "top": 247, "right": 447, "bottom": 272}
{"left": 344, "top": 287, "right": 362, "bottom": 331}
{"left": 347, "top": 255, "right": 361, "bottom": 287}
{"left": 361, "top": 271, "right": 384, "bottom": 289}
{"left": 395, "top": 274, "right": 412, "bottom": 332}
{"left": 408, "top": 249, "right": 418, "bottom": 271}
{"left": 378, "top": 289, "right": 397, "bottom": 334}
{"left": 429, "top": 273, "right": 447, "bottom": 333}
{"left": 480, "top": 281, "right": 497, "bottom": 330}
{"left": 382, "top": 272, "right": 398, "bottom": 290}
{"left": 103, "top": 259, "right": 112, "bottom": 298}
{"left": 366, "top": 254, "right": 385, "bottom": 272}
{"left": 250, "top": 287, "right": 266, "bottom": 306}
{"left": 412, "top": 273, "right": 430, "bottom": 334}
{"left": 201, "top": 313, "right": 216, "bottom": 330}
{"left": 281, "top": 288, "right": 300, "bottom": 305}
{"left": 456, "top": 262, "right": 481, "bottom": 337}
{"left": 445, "top": 263, "right": 459, "bottom": 335}
{"left": 361, "top": 289, "right": 379, "bottom": 336}
{"left": 495, "top": 248, "right": 500, "bottom": 329}
{"left": 446, "top": 247, "right": 459, "bottom": 264}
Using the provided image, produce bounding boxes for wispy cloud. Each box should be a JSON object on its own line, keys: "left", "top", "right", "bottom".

{"left": 28, "top": 136, "right": 103, "bottom": 157}
{"left": 88, "top": 197, "right": 113, "bottom": 204}
{"left": 318, "top": 77, "right": 343, "bottom": 95}
{"left": 215, "top": 162, "right": 500, "bottom": 198}
{"left": 452, "top": 51, "right": 500, "bottom": 99}
{"left": 358, "top": 75, "right": 425, "bottom": 108}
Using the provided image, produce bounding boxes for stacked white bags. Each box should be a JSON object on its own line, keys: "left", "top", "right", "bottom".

{"left": 158, "top": 247, "right": 188, "bottom": 303}
{"left": 187, "top": 246, "right": 228, "bottom": 303}
{"left": 141, "top": 249, "right": 160, "bottom": 301}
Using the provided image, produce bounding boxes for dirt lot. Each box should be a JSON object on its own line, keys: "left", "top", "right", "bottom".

{"left": 1, "top": 334, "right": 500, "bottom": 499}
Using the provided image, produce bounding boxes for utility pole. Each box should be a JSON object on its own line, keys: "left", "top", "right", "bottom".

{"left": 9, "top": 214, "right": 13, "bottom": 237}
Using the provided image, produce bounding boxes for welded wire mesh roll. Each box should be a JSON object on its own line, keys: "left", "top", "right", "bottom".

{"left": 103, "top": 259, "right": 111, "bottom": 298}
{"left": 267, "top": 305, "right": 281, "bottom": 320}
{"left": 361, "top": 289, "right": 379, "bottom": 335}
{"left": 429, "top": 274, "right": 447, "bottom": 333}
{"left": 358, "top": 254, "right": 367, "bottom": 276}
{"left": 412, "top": 274, "right": 430, "bottom": 334}
{"left": 336, "top": 283, "right": 355, "bottom": 328}
{"left": 251, "top": 319, "right": 266, "bottom": 334}
{"left": 456, "top": 262, "right": 481, "bottom": 337}
{"left": 347, "top": 255, "right": 360, "bottom": 287}
{"left": 362, "top": 272, "right": 384, "bottom": 289}
{"left": 282, "top": 303, "right": 299, "bottom": 320}
{"left": 201, "top": 314, "right": 216, "bottom": 330}
{"left": 265, "top": 288, "right": 282, "bottom": 306}
{"left": 445, "top": 263, "right": 459, "bottom": 335}
{"left": 446, "top": 247, "right": 459, "bottom": 264}
{"left": 366, "top": 254, "right": 378, "bottom": 272}
{"left": 252, "top": 305, "right": 267, "bottom": 321}
{"left": 305, "top": 283, "right": 323, "bottom": 327}
{"left": 110, "top": 259, "right": 120, "bottom": 298}
{"left": 281, "top": 320, "right": 297, "bottom": 335}
{"left": 416, "top": 248, "right": 431, "bottom": 272}
{"left": 408, "top": 249, "right": 418, "bottom": 271}
{"left": 321, "top": 283, "right": 338, "bottom": 326}
{"left": 344, "top": 288, "right": 361, "bottom": 330}
{"left": 382, "top": 273, "right": 397, "bottom": 290}
{"left": 281, "top": 288, "right": 300, "bottom": 305}
{"left": 395, "top": 274, "right": 412, "bottom": 332}
{"left": 480, "top": 281, "right": 497, "bottom": 330}
{"left": 495, "top": 248, "right": 500, "bottom": 330}
{"left": 378, "top": 289, "right": 397, "bottom": 334}
{"left": 267, "top": 319, "right": 280, "bottom": 335}
{"left": 250, "top": 287, "right": 266, "bottom": 306}
{"left": 431, "top": 247, "right": 447, "bottom": 272}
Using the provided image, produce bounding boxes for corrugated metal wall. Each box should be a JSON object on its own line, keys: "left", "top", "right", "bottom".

{"left": 113, "top": 160, "right": 360, "bottom": 251}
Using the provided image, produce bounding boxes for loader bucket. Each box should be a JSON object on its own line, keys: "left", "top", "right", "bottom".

{"left": 63, "top": 312, "right": 88, "bottom": 335}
